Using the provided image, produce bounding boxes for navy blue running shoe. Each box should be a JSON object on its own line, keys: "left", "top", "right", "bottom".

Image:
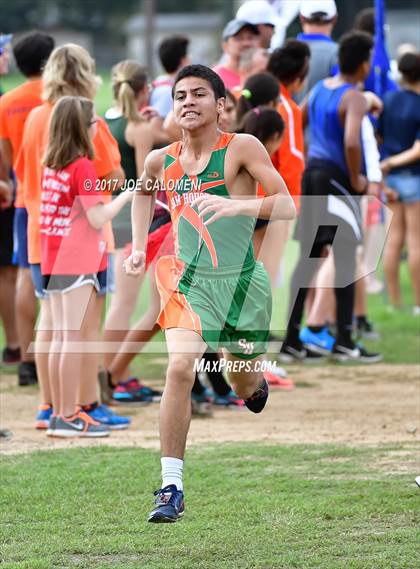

{"left": 148, "top": 484, "right": 185, "bottom": 523}
{"left": 244, "top": 379, "right": 269, "bottom": 414}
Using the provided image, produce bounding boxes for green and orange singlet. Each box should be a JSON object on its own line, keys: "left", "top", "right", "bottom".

{"left": 163, "top": 132, "right": 255, "bottom": 270}
{"left": 155, "top": 132, "right": 271, "bottom": 358}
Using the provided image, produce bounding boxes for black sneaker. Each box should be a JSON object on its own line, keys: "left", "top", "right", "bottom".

{"left": 357, "top": 345, "right": 383, "bottom": 363}
{"left": 2, "top": 346, "right": 21, "bottom": 365}
{"left": 332, "top": 341, "right": 382, "bottom": 363}
{"left": 278, "top": 341, "right": 324, "bottom": 364}
{"left": 356, "top": 318, "right": 380, "bottom": 341}
{"left": 244, "top": 379, "right": 269, "bottom": 414}
{"left": 18, "top": 361, "right": 38, "bottom": 386}
{"left": 148, "top": 485, "right": 185, "bottom": 523}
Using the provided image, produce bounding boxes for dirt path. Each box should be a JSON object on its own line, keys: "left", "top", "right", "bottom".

{"left": 1, "top": 364, "right": 419, "bottom": 455}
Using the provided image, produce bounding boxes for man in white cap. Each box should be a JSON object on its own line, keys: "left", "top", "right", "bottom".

{"left": 295, "top": 0, "right": 338, "bottom": 103}
{"left": 236, "top": 0, "right": 278, "bottom": 49}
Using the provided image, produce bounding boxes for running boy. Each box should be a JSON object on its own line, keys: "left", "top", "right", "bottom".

{"left": 124, "top": 64, "right": 295, "bottom": 522}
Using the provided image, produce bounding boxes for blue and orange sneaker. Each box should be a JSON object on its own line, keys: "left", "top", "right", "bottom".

{"left": 148, "top": 484, "right": 185, "bottom": 523}
{"left": 86, "top": 404, "right": 131, "bottom": 430}
{"left": 244, "top": 379, "right": 269, "bottom": 414}
{"left": 35, "top": 404, "right": 53, "bottom": 430}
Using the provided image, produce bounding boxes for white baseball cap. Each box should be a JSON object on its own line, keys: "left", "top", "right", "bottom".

{"left": 300, "top": 0, "right": 337, "bottom": 21}
{"left": 236, "top": 0, "right": 278, "bottom": 27}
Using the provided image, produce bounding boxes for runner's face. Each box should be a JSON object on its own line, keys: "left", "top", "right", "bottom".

{"left": 173, "top": 77, "right": 224, "bottom": 130}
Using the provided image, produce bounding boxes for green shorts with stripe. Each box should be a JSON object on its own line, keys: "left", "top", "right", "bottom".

{"left": 156, "top": 256, "right": 272, "bottom": 359}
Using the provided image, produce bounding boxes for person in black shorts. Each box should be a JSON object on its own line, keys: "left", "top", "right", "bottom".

{"left": 279, "top": 32, "right": 381, "bottom": 364}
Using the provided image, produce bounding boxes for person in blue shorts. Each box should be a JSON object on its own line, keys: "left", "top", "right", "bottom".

{"left": 378, "top": 51, "right": 420, "bottom": 314}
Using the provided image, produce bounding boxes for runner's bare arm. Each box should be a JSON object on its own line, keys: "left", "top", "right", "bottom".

{"left": 124, "top": 148, "right": 164, "bottom": 275}
{"left": 193, "top": 135, "right": 296, "bottom": 224}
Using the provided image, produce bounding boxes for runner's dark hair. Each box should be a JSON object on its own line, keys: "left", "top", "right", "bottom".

{"left": 172, "top": 64, "right": 226, "bottom": 100}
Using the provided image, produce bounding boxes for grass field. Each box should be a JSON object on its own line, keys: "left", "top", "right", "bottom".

{"left": 1, "top": 444, "right": 419, "bottom": 569}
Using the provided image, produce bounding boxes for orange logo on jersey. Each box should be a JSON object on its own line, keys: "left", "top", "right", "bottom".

{"left": 207, "top": 171, "right": 219, "bottom": 179}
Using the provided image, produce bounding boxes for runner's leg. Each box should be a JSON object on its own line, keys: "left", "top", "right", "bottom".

{"left": 221, "top": 350, "right": 263, "bottom": 400}
{"left": 160, "top": 328, "right": 207, "bottom": 459}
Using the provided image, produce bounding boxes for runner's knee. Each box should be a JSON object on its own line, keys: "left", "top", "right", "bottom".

{"left": 167, "top": 357, "right": 195, "bottom": 388}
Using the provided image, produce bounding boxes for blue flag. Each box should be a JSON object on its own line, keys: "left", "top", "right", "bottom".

{"left": 364, "top": 0, "right": 398, "bottom": 99}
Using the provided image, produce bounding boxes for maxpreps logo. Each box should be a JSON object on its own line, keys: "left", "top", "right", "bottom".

{"left": 193, "top": 356, "right": 277, "bottom": 373}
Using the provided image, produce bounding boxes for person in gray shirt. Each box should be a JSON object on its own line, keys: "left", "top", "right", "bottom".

{"left": 295, "top": 0, "right": 338, "bottom": 103}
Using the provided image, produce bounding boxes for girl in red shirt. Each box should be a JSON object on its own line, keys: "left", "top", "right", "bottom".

{"left": 41, "top": 96, "right": 131, "bottom": 437}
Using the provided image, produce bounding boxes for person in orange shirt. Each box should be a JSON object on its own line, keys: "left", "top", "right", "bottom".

{"left": 249, "top": 40, "right": 310, "bottom": 325}
{"left": 0, "top": 32, "right": 55, "bottom": 386}
{"left": 15, "top": 44, "right": 127, "bottom": 431}
{"left": 268, "top": 40, "right": 310, "bottom": 212}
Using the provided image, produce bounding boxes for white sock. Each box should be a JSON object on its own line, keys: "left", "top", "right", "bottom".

{"left": 161, "top": 457, "right": 184, "bottom": 491}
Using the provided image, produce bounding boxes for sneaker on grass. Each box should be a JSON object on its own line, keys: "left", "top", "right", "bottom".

{"left": 148, "top": 485, "right": 185, "bottom": 523}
